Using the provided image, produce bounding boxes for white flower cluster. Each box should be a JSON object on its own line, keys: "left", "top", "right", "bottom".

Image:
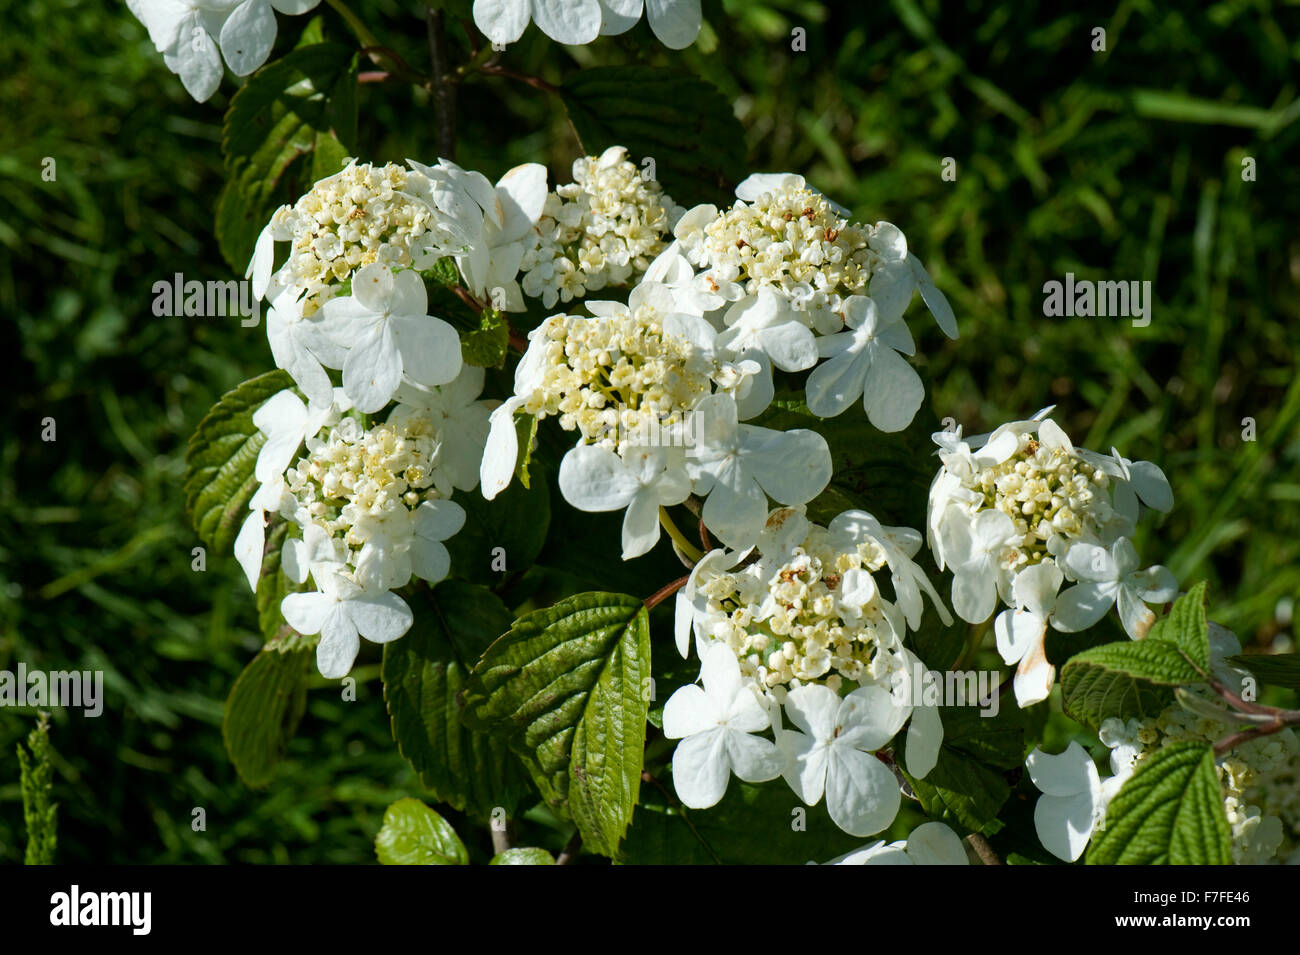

{"left": 128, "top": 0, "right": 323, "bottom": 101}
{"left": 664, "top": 506, "right": 952, "bottom": 837}
{"left": 251, "top": 161, "right": 462, "bottom": 319}
{"left": 927, "top": 408, "right": 1176, "bottom": 707}
{"left": 247, "top": 158, "right": 548, "bottom": 413}
{"left": 644, "top": 173, "right": 958, "bottom": 432}
{"left": 520, "top": 147, "right": 684, "bottom": 309}
{"left": 473, "top": 0, "right": 702, "bottom": 49}
{"left": 234, "top": 369, "right": 493, "bottom": 679}
{"left": 482, "top": 281, "right": 835, "bottom": 553}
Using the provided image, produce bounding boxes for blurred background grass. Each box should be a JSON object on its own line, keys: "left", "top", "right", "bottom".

{"left": 3, "top": 0, "right": 1298, "bottom": 862}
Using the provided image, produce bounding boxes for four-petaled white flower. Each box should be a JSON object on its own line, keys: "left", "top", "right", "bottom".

{"left": 558, "top": 445, "right": 691, "bottom": 559}
{"left": 317, "top": 263, "right": 462, "bottom": 413}
{"left": 663, "top": 642, "right": 784, "bottom": 809}
{"left": 1054, "top": 538, "right": 1177, "bottom": 639}
{"left": 806, "top": 295, "right": 924, "bottom": 431}
{"left": 715, "top": 290, "right": 818, "bottom": 376}
{"left": 686, "top": 393, "right": 832, "bottom": 550}
{"left": 281, "top": 567, "right": 414, "bottom": 679}
{"left": 778, "top": 683, "right": 906, "bottom": 837}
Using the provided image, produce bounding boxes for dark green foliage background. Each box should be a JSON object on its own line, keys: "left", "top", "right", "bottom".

{"left": 3, "top": 0, "right": 1299, "bottom": 862}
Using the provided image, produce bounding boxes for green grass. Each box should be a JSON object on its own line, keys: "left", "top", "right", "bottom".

{"left": 3, "top": 0, "right": 1298, "bottom": 862}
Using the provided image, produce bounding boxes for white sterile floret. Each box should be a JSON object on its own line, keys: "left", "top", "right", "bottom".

{"left": 389, "top": 366, "right": 495, "bottom": 496}
{"left": 316, "top": 263, "right": 463, "bottom": 413}
{"left": 558, "top": 445, "right": 691, "bottom": 559}
{"left": 281, "top": 566, "right": 414, "bottom": 680}
{"left": 927, "top": 412, "right": 1175, "bottom": 646}
{"left": 1054, "top": 537, "right": 1178, "bottom": 639}
{"left": 520, "top": 147, "right": 684, "bottom": 309}
{"left": 662, "top": 642, "right": 784, "bottom": 809}
{"left": 686, "top": 393, "right": 831, "bottom": 550}
{"left": 128, "top": 0, "right": 322, "bottom": 102}
{"left": 473, "top": 0, "right": 701, "bottom": 49}
{"left": 777, "top": 683, "right": 905, "bottom": 837}
{"left": 823, "top": 821, "right": 968, "bottom": 865}
{"left": 1026, "top": 741, "right": 1127, "bottom": 862}
{"left": 805, "top": 294, "right": 924, "bottom": 430}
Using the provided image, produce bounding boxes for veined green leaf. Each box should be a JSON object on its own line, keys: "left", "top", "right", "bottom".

{"left": 222, "top": 646, "right": 312, "bottom": 788}
{"left": 375, "top": 798, "right": 467, "bottom": 865}
{"left": 184, "top": 369, "right": 292, "bottom": 553}
{"left": 1087, "top": 741, "right": 1232, "bottom": 865}
{"left": 462, "top": 592, "right": 651, "bottom": 857}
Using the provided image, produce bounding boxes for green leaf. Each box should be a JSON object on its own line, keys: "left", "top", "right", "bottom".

{"left": 1087, "top": 741, "right": 1232, "bottom": 865}
{"left": 489, "top": 847, "right": 555, "bottom": 865}
{"left": 1227, "top": 652, "right": 1300, "bottom": 690}
{"left": 216, "top": 43, "right": 358, "bottom": 272}
{"left": 375, "top": 798, "right": 468, "bottom": 865}
{"left": 1060, "top": 641, "right": 1202, "bottom": 730}
{"left": 561, "top": 66, "right": 746, "bottom": 207}
{"left": 445, "top": 467, "right": 550, "bottom": 587}
{"left": 1145, "top": 581, "right": 1211, "bottom": 673}
{"left": 461, "top": 308, "right": 511, "bottom": 367}
{"left": 621, "top": 780, "right": 864, "bottom": 865}
{"left": 222, "top": 647, "right": 312, "bottom": 788}
{"left": 462, "top": 592, "right": 651, "bottom": 857}
{"left": 184, "top": 370, "right": 292, "bottom": 553}
{"left": 898, "top": 704, "right": 1024, "bottom": 833}
{"left": 381, "top": 580, "right": 529, "bottom": 815}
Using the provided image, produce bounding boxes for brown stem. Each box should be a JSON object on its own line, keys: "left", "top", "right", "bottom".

{"left": 359, "top": 45, "right": 424, "bottom": 82}
{"left": 426, "top": 8, "right": 456, "bottom": 158}
{"left": 479, "top": 64, "right": 560, "bottom": 94}
{"left": 645, "top": 575, "right": 690, "bottom": 611}
{"left": 1214, "top": 708, "right": 1300, "bottom": 756}
{"left": 1209, "top": 678, "right": 1275, "bottom": 716}
{"left": 967, "top": 833, "right": 1002, "bottom": 866}
{"left": 697, "top": 515, "right": 712, "bottom": 552}
{"left": 555, "top": 831, "right": 583, "bottom": 865}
